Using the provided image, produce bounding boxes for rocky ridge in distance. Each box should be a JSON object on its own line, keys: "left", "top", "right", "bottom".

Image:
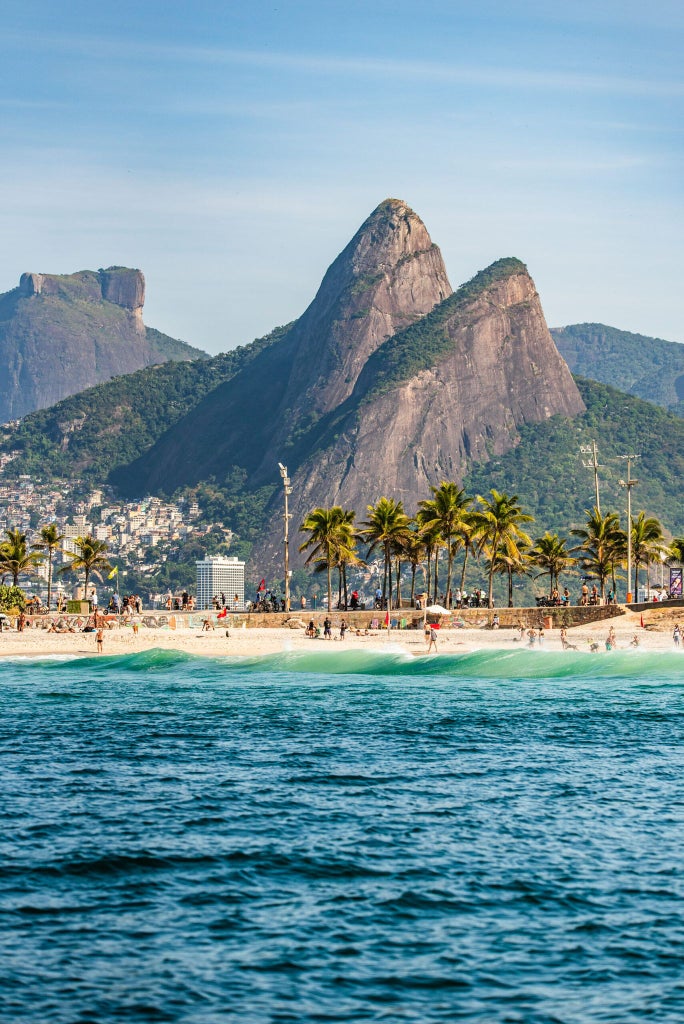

{"left": 0, "top": 266, "right": 207, "bottom": 422}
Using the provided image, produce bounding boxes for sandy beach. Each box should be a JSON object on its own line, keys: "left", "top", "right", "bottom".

{"left": 1, "top": 606, "right": 682, "bottom": 659}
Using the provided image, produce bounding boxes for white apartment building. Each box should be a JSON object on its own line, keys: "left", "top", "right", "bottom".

{"left": 196, "top": 556, "right": 245, "bottom": 611}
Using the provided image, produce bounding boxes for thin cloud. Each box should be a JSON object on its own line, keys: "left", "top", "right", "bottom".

{"left": 5, "top": 29, "right": 683, "bottom": 99}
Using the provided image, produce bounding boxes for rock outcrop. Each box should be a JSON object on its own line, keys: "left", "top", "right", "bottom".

{"left": 276, "top": 259, "right": 585, "bottom": 567}
{"left": 0, "top": 268, "right": 205, "bottom": 422}
{"left": 126, "top": 199, "right": 452, "bottom": 493}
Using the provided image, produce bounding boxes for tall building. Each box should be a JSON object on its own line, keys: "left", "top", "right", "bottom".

{"left": 196, "top": 555, "right": 245, "bottom": 610}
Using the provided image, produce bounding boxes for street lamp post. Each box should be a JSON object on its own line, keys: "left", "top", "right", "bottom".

{"left": 618, "top": 454, "right": 640, "bottom": 604}
{"left": 580, "top": 440, "right": 602, "bottom": 514}
{"left": 278, "top": 463, "right": 292, "bottom": 612}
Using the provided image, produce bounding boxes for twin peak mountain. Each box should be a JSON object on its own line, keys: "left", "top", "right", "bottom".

{"left": 125, "top": 198, "right": 584, "bottom": 553}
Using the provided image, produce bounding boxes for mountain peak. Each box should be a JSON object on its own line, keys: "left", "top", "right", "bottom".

{"left": 264, "top": 199, "right": 452, "bottom": 434}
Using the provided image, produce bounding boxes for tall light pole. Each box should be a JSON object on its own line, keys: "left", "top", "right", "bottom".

{"left": 580, "top": 440, "right": 602, "bottom": 513}
{"left": 618, "top": 454, "right": 640, "bottom": 604}
{"left": 278, "top": 463, "right": 292, "bottom": 612}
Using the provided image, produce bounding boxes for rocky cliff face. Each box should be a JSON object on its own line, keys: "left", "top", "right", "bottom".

{"left": 0, "top": 268, "right": 204, "bottom": 422}
{"left": 273, "top": 199, "right": 451, "bottom": 417}
{"left": 128, "top": 199, "right": 452, "bottom": 493}
{"left": 259, "top": 260, "right": 585, "bottom": 569}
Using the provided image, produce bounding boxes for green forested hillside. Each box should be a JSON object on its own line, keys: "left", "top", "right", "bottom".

{"left": 465, "top": 377, "right": 684, "bottom": 537}
{"left": 0, "top": 324, "right": 291, "bottom": 483}
{"left": 551, "top": 323, "right": 684, "bottom": 417}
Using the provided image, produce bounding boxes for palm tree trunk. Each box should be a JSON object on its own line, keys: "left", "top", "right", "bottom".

{"left": 327, "top": 564, "right": 332, "bottom": 613}
{"left": 387, "top": 548, "right": 393, "bottom": 611}
{"left": 343, "top": 565, "right": 348, "bottom": 610}
{"left": 47, "top": 552, "right": 53, "bottom": 610}
{"left": 508, "top": 566, "right": 513, "bottom": 607}
{"left": 410, "top": 564, "right": 416, "bottom": 604}
{"left": 396, "top": 558, "right": 402, "bottom": 609}
{"left": 460, "top": 547, "right": 470, "bottom": 592}
{"left": 433, "top": 549, "right": 439, "bottom": 604}
{"left": 445, "top": 535, "right": 453, "bottom": 607}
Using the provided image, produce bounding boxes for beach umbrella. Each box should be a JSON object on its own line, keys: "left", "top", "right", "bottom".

{"left": 426, "top": 604, "right": 450, "bottom": 614}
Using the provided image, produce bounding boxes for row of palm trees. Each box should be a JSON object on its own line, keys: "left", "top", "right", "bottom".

{"left": 0, "top": 527, "right": 111, "bottom": 608}
{"left": 299, "top": 484, "right": 682, "bottom": 611}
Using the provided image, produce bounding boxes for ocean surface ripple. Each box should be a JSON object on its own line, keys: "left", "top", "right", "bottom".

{"left": 1, "top": 648, "right": 683, "bottom": 1023}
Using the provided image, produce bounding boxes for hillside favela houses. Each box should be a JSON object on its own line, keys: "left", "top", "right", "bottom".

{"left": 196, "top": 555, "right": 246, "bottom": 611}
{"left": 0, "top": 472, "right": 235, "bottom": 607}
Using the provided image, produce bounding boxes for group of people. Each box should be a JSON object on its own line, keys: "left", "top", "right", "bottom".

{"left": 306, "top": 617, "right": 349, "bottom": 639}
{"left": 109, "top": 593, "right": 143, "bottom": 615}
{"left": 165, "top": 591, "right": 196, "bottom": 612}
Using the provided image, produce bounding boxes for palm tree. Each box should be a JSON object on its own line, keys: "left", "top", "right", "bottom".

{"left": 489, "top": 543, "right": 532, "bottom": 608}
{"left": 362, "top": 497, "right": 411, "bottom": 610}
{"left": 530, "top": 532, "right": 576, "bottom": 597}
{"left": 667, "top": 537, "right": 684, "bottom": 565}
{"left": 299, "top": 507, "right": 348, "bottom": 612}
{"left": 418, "top": 482, "right": 473, "bottom": 607}
{"left": 60, "top": 534, "right": 112, "bottom": 596}
{"left": 571, "top": 508, "right": 625, "bottom": 600}
{"left": 33, "top": 522, "right": 65, "bottom": 610}
{"left": 456, "top": 511, "right": 480, "bottom": 595}
{"left": 631, "top": 512, "right": 664, "bottom": 598}
{"left": 332, "top": 509, "right": 361, "bottom": 609}
{"left": 402, "top": 528, "right": 427, "bottom": 607}
{"left": 474, "top": 491, "right": 534, "bottom": 608}
{"left": 415, "top": 508, "right": 440, "bottom": 604}
{"left": 0, "top": 528, "right": 44, "bottom": 587}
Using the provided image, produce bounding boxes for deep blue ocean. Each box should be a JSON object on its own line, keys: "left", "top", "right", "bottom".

{"left": 1, "top": 647, "right": 683, "bottom": 1023}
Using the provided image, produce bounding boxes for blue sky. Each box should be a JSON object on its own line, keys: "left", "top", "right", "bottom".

{"left": 2, "top": 1, "right": 682, "bottom": 353}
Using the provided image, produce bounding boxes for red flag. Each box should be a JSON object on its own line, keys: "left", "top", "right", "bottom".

{"left": 257, "top": 579, "right": 266, "bottom": 591}
{"left": 384, "top": 611, "right": 390, "bottom": 627}
{"left": 217, "top": 607, "right": 228, "bottom": 619}
{"left": 640, "top": 614, "right": 644, "bottom": 628}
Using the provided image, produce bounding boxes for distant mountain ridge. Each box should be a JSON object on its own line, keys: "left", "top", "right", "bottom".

{"left": 0, "top": 266, "right": 207, "bottom": 422}
{"left": 551, "top": 323, "right": 684, "bottom": 417}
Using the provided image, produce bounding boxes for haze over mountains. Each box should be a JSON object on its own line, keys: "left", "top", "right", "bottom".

{"left": 1, "top": 198, "right": 682, "bottom": 566}
{"left": 0, "top": 266, "right": 206, "bottom": 422}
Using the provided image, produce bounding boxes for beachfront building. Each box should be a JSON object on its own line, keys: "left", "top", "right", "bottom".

{"left": 196, "top": 555, "right": 245, "bottom": 611}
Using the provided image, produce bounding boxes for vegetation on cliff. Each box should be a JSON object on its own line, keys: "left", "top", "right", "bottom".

{"left": 357, "top": 257, "right": 527, "bottom": 404}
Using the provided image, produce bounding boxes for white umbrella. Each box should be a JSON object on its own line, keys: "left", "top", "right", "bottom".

{"left": 426, "top": 604, "right": 450, "bottom": 614}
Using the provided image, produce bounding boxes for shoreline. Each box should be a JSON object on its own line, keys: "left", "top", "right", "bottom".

{"left": 1, "top": 608, "right": 682, "bottom": 659}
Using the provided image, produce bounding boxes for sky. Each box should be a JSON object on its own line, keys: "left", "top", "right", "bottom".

{"left": 2, "top": 1, "right": 682, "bottom": 354}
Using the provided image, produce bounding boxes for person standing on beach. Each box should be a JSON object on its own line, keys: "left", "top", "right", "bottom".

{"left": 323, "top": 617, "right": 332, "bottom": 639}
{"left": 96, "top": 627, "right": 103, "bottom": 654}
{"left": 340, "top": 619, "right": 347, "bottom": 640}
{"left": 674, "top": 624, "right": 681, "bottom": 648}
{"left": 427, "top": 625, "right": 438, "bottom": 652}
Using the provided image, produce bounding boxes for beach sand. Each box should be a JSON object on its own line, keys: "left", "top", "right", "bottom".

{"left": 1, "top": 607, "right": 682, "bottom": 659}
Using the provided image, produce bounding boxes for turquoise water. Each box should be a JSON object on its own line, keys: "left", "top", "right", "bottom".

{"left": 1, "top": 648, "right": 683, "bottom": 1023}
